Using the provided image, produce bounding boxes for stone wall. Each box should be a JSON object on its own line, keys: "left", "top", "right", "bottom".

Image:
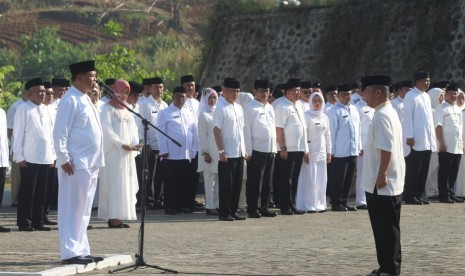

{"left": 200, "top": 0, "right": 465, "bottom": 91}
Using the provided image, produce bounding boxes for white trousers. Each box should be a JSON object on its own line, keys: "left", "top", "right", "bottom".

{"left": 58, "top": 167, "right": 99, "bottom": 260}
{"left": 296, "top": 160, "right": 327, "bottom": 211}
{"left": 203, "top": 171, "right": 219, "bottom": 209}
{"left": 424, "top": 153, "right": 439, "bottom": 198}
{"left": 355, "top": 156, "right": 367, "bottom": 206}
{"left": 454, "top": 155, "right": 465, "bottom": 196}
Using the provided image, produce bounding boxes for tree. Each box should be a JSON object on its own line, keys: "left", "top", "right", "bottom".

{"left": 0, "top": 65, "right": 19, "bottom": 111}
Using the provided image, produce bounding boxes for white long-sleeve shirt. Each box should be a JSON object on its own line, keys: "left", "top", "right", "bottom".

{"left": 138, "top": 96, "right": 168, "bottom": 150}
{"left": 185, "top": 97, "right": 200, "bottom": 119}
{"left": 327, "top": 102, "right": 362, "bottom": 157}
{"left": 157, "top": 104, "right": 198, "bottom": 160}
{"left": 356, "top": 100, "right": 374, "bottom": 147}
{"left": 434, "top": 101, "right": 463, "bottom": 154}
{"left": 0, "top": 108, "right": 9, "bottom": 167}
{"left": 213, "top": 100, "right": 245, "bottom": 158}
{"left": 6, "top": 98, "right": 25, "bottom": 155}
{"left": 243, "top": 99, "right": 277, "bottom": 155}
{"left": 402, "top": 87, "right": 437, "bottom": 156}
{"left": 53, "top": 86, "right": 104, "bottom": 169}
{"left": 304, "top": 111, "right": 331, "bottom": 162}
{"left": 274, "top": 98, "right": 308, "bottom": 152}
{"left": 13, "top": 101, "right": 55, "bottom": 164}
{"left": 391, "top": 96, "right": 404, "bottom": 123}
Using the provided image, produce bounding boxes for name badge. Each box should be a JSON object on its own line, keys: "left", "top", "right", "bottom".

{"left": 315, "top": 122, "right": 320, "bottom": 125}
{"left": 343, "top": 115, "right": 348, "bottom": 118}
{"left": 173, "top": 115, "right": 180, "bottom": 118}
{"left": 364, "top": 111, "right": 370, "bottom": 113}
{"left": 152, "top": 111, "right": 158, "bottom": 113}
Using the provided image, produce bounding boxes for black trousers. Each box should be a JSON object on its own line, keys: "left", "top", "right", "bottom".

{"left": 218, "top": 157, "right": 244, "bottom": 216}
{"left": 43, "top": 166, "right": 57, "bottom": 220}
{"left": 17, "top": 163, "right": 50, "bottom": 228}
{"left": 153, "top": 155, "right": 165, "bottom": 203}
{"left": 438, "top": 152, "right": 461, "bottom": 199}
{"left": 246, "top": 151, "right": 274, "bottom": 213}
{"left": 366, "top": 190, "right": 402, "bottom": 275}
{"left": 272, "top": 152, "right": 281, "bottom": 204}
{"left": 163, "top": 159, "right": 191, "bottom": 210}
{"left": 136, "top": 149, "right": 159, "bottom": 204}
{"left": 187, "top": 153, "right": 199, "bottom": 209}
{"left": 329, "top": 156, "right": 357, "bottom": 205}
{"left": 404, "top": 149, "right": 431, "bottom": 200}
{"left": 0, "top": 167, "right": 5, "bottom": 207}
{"left": 278, "top": 151, "right": 304, "bottom": 211}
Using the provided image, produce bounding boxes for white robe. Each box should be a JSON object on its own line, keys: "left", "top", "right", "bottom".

{"left": 98, "top": 104, "right": 139, "bottom": 220}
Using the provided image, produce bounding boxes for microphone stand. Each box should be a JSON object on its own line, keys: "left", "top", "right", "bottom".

{"left": 100, "top": 84, "right": 179, "bottom": 274}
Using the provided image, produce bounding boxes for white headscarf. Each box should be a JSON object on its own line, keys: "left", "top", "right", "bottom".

{"left": 428, "top": 88, "right": 444, "bottom": 110}
{"left": 308, "top": 92, "right": 325, "bottom": 116}
{"left": 198, "top": 88, "right": 218, "bottom": 114}
{"left": 457, "top": 89, "right": 465, "bottom": 110}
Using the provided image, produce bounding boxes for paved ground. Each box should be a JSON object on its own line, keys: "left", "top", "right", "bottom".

{"left": 1, "top": 196, "right": 465, "bottom": 276}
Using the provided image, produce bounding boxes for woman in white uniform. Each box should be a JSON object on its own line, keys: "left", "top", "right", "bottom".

{"left": 424, "top": 88, "right": 444, "bottom": 198}
{"left": 98, "top": 80, "right": 142, "bottom": 228}
{"left": 296, "top": 92, "right": 331, "bottom": 212}
{"left": 197, "top": 88, "right": 220, "bottom": 215}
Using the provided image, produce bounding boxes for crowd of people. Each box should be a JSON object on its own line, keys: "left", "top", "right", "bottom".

{"left": 0, "top": 59, "right": 464, "bottom": 274}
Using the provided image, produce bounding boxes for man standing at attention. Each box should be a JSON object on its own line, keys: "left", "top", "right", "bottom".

{"left": 361, "top": 75, "right": 404, "bottom": 276}
{"left": 402, "top": 71, "right": 436, "bottom": 205}
{"left": 53, "top": 60, "right": 105, "bottom": 265}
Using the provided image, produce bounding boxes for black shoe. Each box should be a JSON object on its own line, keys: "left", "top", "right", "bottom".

{"left": 206, "top": 209, "right": 219, "bottom": 216}
{"left": 34, "top": 226, "right": 52, "bottom": 231}
{"left": 91, "top": 207, "right": 98, "bottom": 211}
{"left": 180, "top": 207, "right": 194, "bottom": 213}
{"left": 281, "top": 209, "right": 294, "bottom": 215}
{"left": 0, "top": 226, "right": 11, "bottom": 233}
{"left": 62, "top": 256, "right": 94, "bottom": 265}
{"left": 416, "top": 197, "right": 430, "bottom": 205}
{"left": 307, "top": 210, "right": 317, "bottom": 214}
{"left": 317, "top": 210, "right": 326, "bottom": 213}
{"left": 356, "top": 204, "right": 368, "bottom": 210}
{"left": 404, "top": 198, "right": 423, "bottom": 205}
{"left": 87, "top": 225, "right": 94, "bottom": 230}
{"left": 439, "top": 197, "right": 455, "bottom": 204}
{"left": 232, "top": 213, "right": 247, "bottom": 220}
{"left": 192, "top": 205, "right": 205, "bottom": 212}
{"left": 427, "top": 195, "right": 439, "bottom": 200}
{"left": 331, "top": 204, "right": 348, "bottom": 211}
{"left": 18, "top": 226, "right": 35, "bottom": 232}
{"left": 85, "top": 255, "right": 104, "bottom": 262}
{"left": 343, "top": 204, "right": 357, "bottom": 211}
{"left": 293, "top": 209, "right": 306, "bottom": 215}
{"left": 44, "top": 219, "right": 58, "bottom": 226}
{"left": 219, "top": 215, "right": 234, "bottom": 221}
{"left": 165, "top": 209, "right": 181, "bottom": 215}
{"left": 247, "top": 210, "right": 262, "bottom": 218}
{"left": 194, "top": 201, "right": 204, "bottom": 208}
{"left": 260, "top": 209, "right": 277, "bottom": 217}
{"left": 450, "top": 195, "right": 464, "bottom": 203}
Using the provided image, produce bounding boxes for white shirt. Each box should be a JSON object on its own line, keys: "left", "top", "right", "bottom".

{"left": 298, "top": 99, "right": 310, "bottom": 112}
{"left": 391, "top": 96, "right": 404, "bottom": 123}
{"left": 361, "top": 102, "right": 405, "bottom": 196}
{"left": 53, "top": 86, "right": 104, "bottom": 169}
{"left": 305, "top": 111, "right": 331, "bottom": 161}
{"left": 6, "top": 99, "right": 25, "bottom": 155}
{"left": 274, "top": 98, "right": 308, "bottom": 152}
{"left": 350, "top": 92, "right": 362, "bottom": 105}
{"left": 13, "top": 101, "right": 55, "bottom": 164}
{"left": 243, "top": 99, "right": 277, "bottom": 155}
{"left": 238, "top": 92, "right": 254, "bottom": 109}
{"left": 271, "top": 96, "right": 285, "bottom": 110}
{"left": 356, "top": 100, "right": 374, "bottom": 147}
{"left": 402, "top": 87, "right": 437, "bottom": 155}
{"left": 157, "top": 104, "right": 197, "bottom": 160}
{"left": 185, "top": 97, "right": 200, "bottom": 119}
{"left": 0, "top": 108, "right": 9, "bottom": 167}
{"left": 327, "top": 102, "right": 362, "bottom": 157}
{"left": 213, "top": 100, "right": 245, "bottom": 158}
{"left": 434, "top": 101, "right": 463, "bottom": 154}
{"left": 324, "top": 102, "right": 335, "bottom": 114}
{"left": 139, "top": 96, "right": 168, "bottom": 150}
{"left": 136, "top": 95, "right": 149, "bottom": 106}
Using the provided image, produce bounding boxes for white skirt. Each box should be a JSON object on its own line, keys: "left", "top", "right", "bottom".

{"left": 295, "top": 160, "right": 327, "bottom": 211}
{"left": 454, "top": 155, "right": 465, "bottom": 197}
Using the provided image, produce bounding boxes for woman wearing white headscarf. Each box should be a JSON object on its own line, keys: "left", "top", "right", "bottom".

{"left": 456, "top": 89, "right": 465, "bottom": 110}
{"left": 295, "top": 92, "right": 331, "bottom": 212}
{"left": 424, "top": 88, "right": 444, "bottom": 199}
{"left": 197, "top": 88, "right": 220, "bottom": 215}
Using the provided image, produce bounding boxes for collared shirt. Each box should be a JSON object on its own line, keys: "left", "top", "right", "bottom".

{"left": 350, "top": 92, "right": 362, "bottom": 105}
{"left": 434, "top": 101, "right": 463, "bottom": 154}
{"left": 298, "top": 99, "right": 310, "bottom": 112}
{"left": 185, "top": 97, "right": 200, "bottom": 119}
{"left": 305, "top": 111, "right": 331, "bottom": 161}
{"left": 139, "top": 96, "right": 168, "bottom": 150}
{"left": 362, "top": 101, "right": 405, "bottom": 196}
{"left": 355, "top": 100, "right": 374, "bottom": 147}
{"left": 324, "top": 102, "right": 335, "bottom": 114}
{"left": 274, "top": 98, "right": 308, "bottom": 152}
{"left": 53, "top": 86, "right": 104, "bottom": 169}
{"left": 402, "top": 87, "right": 437, "bottom": 155}
{"left": 13, "top": 101, "right": 55, "bottom": 164}
{"left": 0, "top": 108, "right": 9, "bottom": 167}
{"left": 271, "top": 96, "right": 285, "bottom": 110}
{"left": 213, "top": 100, "right": 245, "bottom": 158}
{"left": 391, "top": 96, "right": 404, "bottom": 123}
{"left": 157, "top": 104, "right": 198, "bottom": 160}
{"left": 6, "top": 99, "right": 25, "bottom": 155}
{"left": 136, "top": 95, "right": 150, "bottom": 106}
{"left": 244, "top": 99, "right": 277, "bottom": 155}
{"left": 327, "top": 102, "right": 362, "bottom": 157}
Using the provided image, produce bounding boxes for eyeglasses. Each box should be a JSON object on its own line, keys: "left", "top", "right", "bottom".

{"left": 303, "top": 91, "right": 312, "bottom": 95}
{"left": 45, "top": 92, "right": 54, "bottom": 95}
